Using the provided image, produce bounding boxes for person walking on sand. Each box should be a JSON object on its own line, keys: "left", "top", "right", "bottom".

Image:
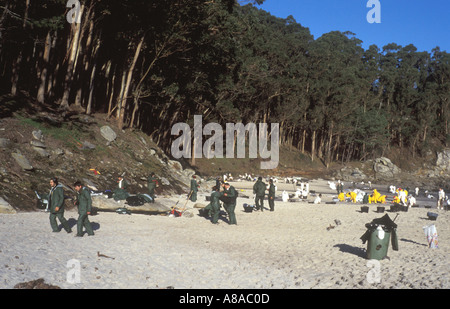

{"left": 48, "top": 178, "right": 72, "bottom": 233}
{"left": 253, "top": 177, "right": 266, "bottom": 211}
{"left": 268, "top": 179, "right": 276, "bottom": 211}
{"left": 73, "top": 181, "right": 94, "bottom": 237}
{"left": 221, "top": 182, "right": 237, "bottom": 225}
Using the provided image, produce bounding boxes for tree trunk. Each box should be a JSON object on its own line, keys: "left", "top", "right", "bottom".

{"left": 86, "top": 34, "right": 101, "bottom": 115}
{"left": 118, "top": 35, "right": 145, "bottom": 130}
{"left": 37, "top": 31, "right": 52, "bottom": 103}
{"left": 10, "top": 0, "right": 30, "bottom": 96}
{"left": 61, "top": 4, "right": 84, "bottom": 109}
{"left": 311, "top": 130, "right": 316, "bottom": 162}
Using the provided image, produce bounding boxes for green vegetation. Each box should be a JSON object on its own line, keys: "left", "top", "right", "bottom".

{"left": 1, "top": 0, "right": 449, "bottom": 168}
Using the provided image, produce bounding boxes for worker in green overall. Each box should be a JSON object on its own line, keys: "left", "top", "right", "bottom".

{"left": 221, "top": 182, "right": 237, "bottom": 225}
{"left": 73, "top": 181, "right": 94, "bottom": 237}
{"left": 48, "top": 178, "right": 72, "bottom": 233}
{"left": 203, "top": 186, "right": 222, "bottom": 224}
{"left": 189, "top": 175, "right": 199, "bottom": 202}
{"left": 253, "top": 177, "right": 266, "bottom": 211}
{"left": 147, "top": 172, "right": 159, "bottom": 203}
{"left": 268, "top": 179, "right": 276, "bottom": 211}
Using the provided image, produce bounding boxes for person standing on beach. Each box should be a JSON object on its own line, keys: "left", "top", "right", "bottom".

{"left": 268, "top": 179, "right": 276, "bottom": 211}
{"left": 48, "top": 178, "right": 72, "bottom": 233}
{"left": 73, "top": 181, "right": 94, "bottom": 237}
{"left": 215, "top": 177, "right": 222, "bottom": 191}
{"left": 147, "top": 172, "right": 159, "bottom": 203}
{"left": 253, "top": 177, "right": 266, "bottom": 211}
{"left": 189, "top": 175, "right": 199, "bottom": 202}
{"left": 221, "top": 182, "right": 237, "bottom": 225}
{"left": 204, "top": 186, "right": 222, "bottom": 224}
{"left": 113, "top": 174, "right": 130, "bottom": 201}
{"left": 337, "top": 180, "right": 344, "bottom": 194}
{"left": 438, "top": 188, "right": 445, "bottom": 210}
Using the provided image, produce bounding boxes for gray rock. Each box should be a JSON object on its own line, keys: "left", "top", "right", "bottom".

{"left": 100, "top": 126, "right": 117, "bottom": 143}
{"left": 0, "top": 138, "right": 11, "bottom": 148}
{"left": 160, "top": 177, "right": 170, "bottom": 186}
{"left": 12, "top": 153, "right": 33, "bottom": 171}
{"left": 168, "top": 160, "right": 183, "bottom": 171}
{"left": 32, "top": 147, "right": 50, "bottom": 157}
{"left": 0, "top": 196, "right": 16, "bottom": 214}
{"left": 193, "top": 203, "right": 206, "bottom": 208}
{"left": 30, "top": 140, "right": 46, "bottom": 148}
{"left": 32, "top": 130, "right": 44, "bottom": 141}
{"left": 92, "top": 196, "right": 171, "bottom": 214}
{"left": 373, "top": 157, "right": 401, "bottom": 179}
{"left": 81, "top": 141, "right": 96, "bottom": 150}
{"left": 52, "top": 148, "right": 65, "bottom": 156}
{"left": 337, "top": 166, "right": 367, "bottom": 181}
{"left": 436, "top": 148, "right": 450, "bottom": 173}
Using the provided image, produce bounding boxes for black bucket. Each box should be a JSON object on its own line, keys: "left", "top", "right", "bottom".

{"left": 427, "top": 212, "right": 438, "bottom": 221}
{"left": 377, "top": 207, "right": 385, "bottom": 213}
{"left": 361, "top": 206, "right": 369, "bottom": 213}
{"left": 390, "top": 204, "right": 400, "bottom": 212}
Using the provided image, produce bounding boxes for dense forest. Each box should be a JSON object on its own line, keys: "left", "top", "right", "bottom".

{"left": 1, "top": 0, "right": 449, "bottom": 167}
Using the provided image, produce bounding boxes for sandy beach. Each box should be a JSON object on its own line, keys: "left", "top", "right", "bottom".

{"left": 0, "top": 179, "right": 449, "bottom": 289}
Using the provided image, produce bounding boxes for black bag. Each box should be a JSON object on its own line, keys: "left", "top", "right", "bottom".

{"left": 126, "top": 195, "right": 146, "bottom": 206}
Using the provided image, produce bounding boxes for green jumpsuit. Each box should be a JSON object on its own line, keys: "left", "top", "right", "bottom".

{"left": 75, "top": 187, "right": 94, "bottom": 236}
{"left": 253, "top": 179, "right": 266, "bottom": 211}
{"left": 113, "top": 178, "right": 130, "bottom": 201}
{"left": 203, "top": 190, "right": 222, "bottom": 224}
{"left": 147, "top": 175, "right": 158, "bottom": 202}
{"left": 222, "top": 185, "right": 237, "bottom": 225}
{"left": 190, "top": 179, "right": 198, "bottom": 202}
{"left": 268, "top": 183, "right": 276, "bottom": 211}
{"left": 49, "top": 185, "right": 71, "bottom": 233}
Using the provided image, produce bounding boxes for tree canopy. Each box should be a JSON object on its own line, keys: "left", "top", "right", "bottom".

{"left": 1, "top": 1, "right": 449, "bottom": 165}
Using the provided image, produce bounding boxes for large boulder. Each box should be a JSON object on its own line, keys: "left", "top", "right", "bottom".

{"left": 337, "top": 166, "right": 367, "bottom": 181}
{"left": 0, "top": 197, "right": 16, "bottom": 214}
{"left": 435, "top": 148, "right": 450, "bottom": 175}
{"left": 32, "top": 147, "right": 50, "bottom": 158}
{"left": 32, "top": 130, "right": 44, "bottom": 142}
{"left": 0, "top": 138, "right": 11, "bottom": 148}
{"left": 373, "top": 157, "right": 401, "bottom": 179}
{"left": 11, "top": 152, "right": 33, "bottom": 171}
{"left": 92, "top": 195, "right": 171, "bottom": 215}
{"left": 100, "top": 126, "right": 117, "bottom": 144}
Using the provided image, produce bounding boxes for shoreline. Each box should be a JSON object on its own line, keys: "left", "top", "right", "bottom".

{"left": 0, "top": 179, "right": 448, "bottom": 289}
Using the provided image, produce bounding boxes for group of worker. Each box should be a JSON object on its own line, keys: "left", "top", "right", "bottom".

{"left": 47, "top": 177, "right": 94, "bottom": 237}
{"left": 198, "top": 175, "right": 277, "bottom": 225}
{"left": 112, "top": 173, "right": 159, "bottom": 202}
{"left": 47, "top": 172, "right": 160, "bottom": 237}
{"left": 199, "top": 177, "right": 238, "bottom": 225}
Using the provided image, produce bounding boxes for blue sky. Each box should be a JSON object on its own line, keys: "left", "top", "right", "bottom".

{"left": 258, "top": 0, "right": 449, "bottom": 53}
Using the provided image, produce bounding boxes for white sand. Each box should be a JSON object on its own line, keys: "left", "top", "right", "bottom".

{"left": 0, "top": 180, "right": 449, "bottom": 289}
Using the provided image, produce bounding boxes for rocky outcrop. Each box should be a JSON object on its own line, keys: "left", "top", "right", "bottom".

{"left": 435, "top": 148, "right": 450, "bottom": 176}
{"left": 373, "top": 157, "right": 401, "bottom": 179}
{"left": 0, "top": 196, "right": 16, "bottom": 214}
{"left": 335, "top": 166, "right": 367, "bottom": 181}
{"left": 92, "top": 195, "right": 172, "bottom": 215}
{"left": 100, "top": 125, "right": 117, "bottom": 145}
{"left": 11, "top": 152, "right": 33, "bottom": 171}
